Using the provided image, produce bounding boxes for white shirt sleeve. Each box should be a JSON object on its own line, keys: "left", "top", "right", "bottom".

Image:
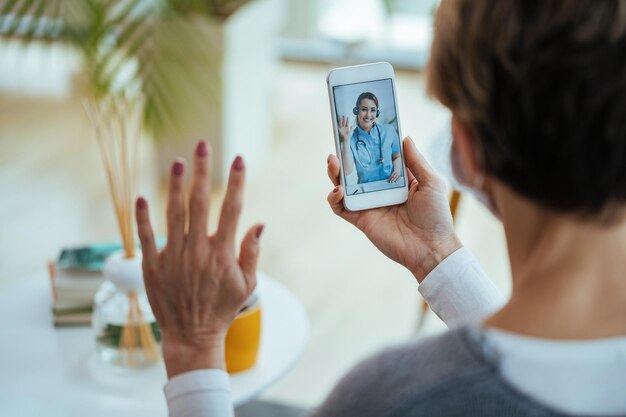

{"left": 164, "top": 369, "right": 234, "bottom": 417}
{"left": 418, "top": 247, "right": 506, "bottom": 327}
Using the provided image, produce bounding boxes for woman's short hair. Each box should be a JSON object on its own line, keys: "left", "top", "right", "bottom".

{"left": 356, "top": 92, "right": 379, "bottom": 109}
{"left": 428, "top": 0, "right": 626, "bottom": 218}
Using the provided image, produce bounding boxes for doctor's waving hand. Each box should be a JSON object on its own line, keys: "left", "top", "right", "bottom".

{"left": 339, "top": 92, "right": 403, "bottom": 184}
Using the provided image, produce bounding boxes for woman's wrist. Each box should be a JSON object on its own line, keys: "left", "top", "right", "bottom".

{"left": 161, "top": 332, "right": 227, "bottom": 379}
{"left": 410, "top": 235, "right": 463, "bottom": 284}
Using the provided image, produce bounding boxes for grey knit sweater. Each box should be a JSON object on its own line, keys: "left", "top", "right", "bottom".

{"left": 308, "top": 325, "right": 624, "bottom": 417}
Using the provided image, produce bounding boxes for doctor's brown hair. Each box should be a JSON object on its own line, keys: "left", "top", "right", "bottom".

{"left": 428, "top": 0, "right": 626, "bottom": 219}
{"left": 356, "top": 92, "right": 379, "bottom": 109}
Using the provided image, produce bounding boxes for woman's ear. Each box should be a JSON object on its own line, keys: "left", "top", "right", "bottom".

{"left": 450, "top": 115, "right": 482, "bottom": 187}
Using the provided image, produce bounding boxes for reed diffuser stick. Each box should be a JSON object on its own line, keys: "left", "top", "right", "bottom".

{"left": 85, "top": 95, "right": 159, "bottom": 367}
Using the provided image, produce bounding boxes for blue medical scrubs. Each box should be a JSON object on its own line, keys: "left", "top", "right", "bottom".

{"left": 349, "top": 123, "right": 401, "bottom": 183}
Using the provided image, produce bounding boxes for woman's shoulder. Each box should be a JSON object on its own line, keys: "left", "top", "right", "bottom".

{"left": 309, "top": 325, "right": 496, "bottom": 417}
{"left": 378, "top": 122, "right": 395, "bottom": 133}
{"left": 355, "top": 325, "right": 493, "bottom": 391}
{"left": 379, "top": 122, "right": 400, "bottom": 140}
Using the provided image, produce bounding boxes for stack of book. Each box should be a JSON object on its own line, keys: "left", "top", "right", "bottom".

{"left": 49, "top": 244, "right": 121, "bottom": 326}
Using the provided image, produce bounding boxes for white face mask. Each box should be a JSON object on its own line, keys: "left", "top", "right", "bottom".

{"left": 447, "top": 124, "right": 500, "bottom": 217}
{"left": 450, "top": 143, "right": 498, "bottom": 217}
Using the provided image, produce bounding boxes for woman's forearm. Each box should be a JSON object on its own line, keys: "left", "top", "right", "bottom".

{"left": 162, "top": 333, "right": 226, "bottom": 379}
{"left": 392, "top": 154, "right": 402, "bottom": 175}
{"left": 342, "top": 142, "right": 354, "bottom": 176}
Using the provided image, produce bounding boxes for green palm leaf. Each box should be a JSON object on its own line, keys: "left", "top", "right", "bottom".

{"left": 0, "top": 0, "right": 228, "bottom": 140}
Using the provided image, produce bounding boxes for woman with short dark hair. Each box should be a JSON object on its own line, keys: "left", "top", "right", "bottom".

{"left": 320, "top": 0, "right": 626, "bottom": 414}
{"left": 136, "top": 0, "right": 626, "bottom": 415}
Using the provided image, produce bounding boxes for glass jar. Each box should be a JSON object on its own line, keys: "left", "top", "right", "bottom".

{"left": 92, "top": 252, "right": 161, "bottom": 368}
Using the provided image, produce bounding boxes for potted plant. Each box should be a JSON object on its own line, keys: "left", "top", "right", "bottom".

{"left": 0, "top": 0, "right": 284, "bottom": 183}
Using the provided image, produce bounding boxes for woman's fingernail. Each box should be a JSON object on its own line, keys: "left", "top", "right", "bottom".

{"left": 333, "top": 186, "right": 339, "bottom": 194}
{"left": 233, "top": 155, "right": 244, "bottom": 171}
{"left": 172, "top": 161, "right": 184, "bottom": 176}
{"left": 196, "top": 140, "right": 208, "bottom": 157}
{"left": 327, "top": 155, "right": 332, "bottom": 164}
{"left": 137, "top": 197, "right": 147, "bottom": 209}
{"left": 255, "top": 225, "right": 265, "bottom": 239}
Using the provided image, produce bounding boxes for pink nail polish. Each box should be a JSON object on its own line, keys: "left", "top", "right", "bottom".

{"left": 333, "top": 186, "right": 339, "bottom": 194}
{"left": 137, "top": 197, "right": 147, "bottom": 209}
{"left": 255, "top": 225, "right": 265, "bottom": 239}
{"left": 233, "top": 155, "right": 244, "bottom": 171}
{"left": 196, "top": 140, "right": 208, "bottom": 157}
{"left": 172, "top": 161, "right": 184, "bottom": 176}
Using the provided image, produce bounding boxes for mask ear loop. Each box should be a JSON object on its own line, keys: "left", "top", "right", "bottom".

{"left": 472, "top": 139, "right": 487, "bottom": 192}
{"left": 471, "top": 140, "right": 501, "bottom": 217}
{"left": 473, "top": 170, "right": 485, "bottom": 191}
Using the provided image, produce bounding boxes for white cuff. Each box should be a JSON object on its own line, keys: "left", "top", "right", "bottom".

{"left": 165, "top": 369, "right": 234, "bottom": 417}
{"left": 418, "top": 247, "right": 506, "bottom": 327}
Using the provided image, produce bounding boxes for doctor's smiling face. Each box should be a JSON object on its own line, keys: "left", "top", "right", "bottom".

{"left": 356, "top": 97, "right": 378, "bottom": 133}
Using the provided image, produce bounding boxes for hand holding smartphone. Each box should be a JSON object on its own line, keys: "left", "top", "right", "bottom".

{"left": 327, "top": 62, "right": 408, "bottom": 211}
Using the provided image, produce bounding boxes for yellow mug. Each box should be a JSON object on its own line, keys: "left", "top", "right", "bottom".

{"left": 225, "top": 295, "right": 262, "bottom": 373}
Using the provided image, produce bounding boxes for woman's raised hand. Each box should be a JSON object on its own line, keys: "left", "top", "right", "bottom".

{"left": 327, "top": 137, "right": 462, "bottom": 282}
{"left": 338, "top": 116, "right": 354, "bottom": 143}
{"left": 135, "top": 140, "right": 264, "bottom": 378}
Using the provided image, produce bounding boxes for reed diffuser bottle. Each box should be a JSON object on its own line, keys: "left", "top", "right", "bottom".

{"left": 93, "top": 252, "right": 160, "bottom": 367}
{"left": 86, "top": 94, "right": 160, "bottom": 368}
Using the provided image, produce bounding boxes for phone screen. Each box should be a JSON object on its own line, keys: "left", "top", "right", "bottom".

{"left": 333, "top": 78, "right": 406, "bottom": 196}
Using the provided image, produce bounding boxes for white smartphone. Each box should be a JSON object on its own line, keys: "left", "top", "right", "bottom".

{"left": 327, "top": 62, "right": 409, "bottom": 211}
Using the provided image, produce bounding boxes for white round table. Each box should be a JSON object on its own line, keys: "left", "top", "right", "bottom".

{"left": 0, "top": 272, "right": 309, "bottom": 416}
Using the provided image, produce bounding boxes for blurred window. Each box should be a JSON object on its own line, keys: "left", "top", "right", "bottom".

{"left": 280, "top": 0, "right": 440, "bottom": 69}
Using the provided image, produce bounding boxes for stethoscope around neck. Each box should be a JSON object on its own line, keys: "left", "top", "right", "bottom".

{"left": 354, "top": 122, "right": 384, "bottom": 165}
{"left": 353, "top": 105, "right": 384, "bottom": 165}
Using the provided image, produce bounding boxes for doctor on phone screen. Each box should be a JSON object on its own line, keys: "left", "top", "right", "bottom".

{"left": 338, "top": 92, "right": 402, "bottom": 184}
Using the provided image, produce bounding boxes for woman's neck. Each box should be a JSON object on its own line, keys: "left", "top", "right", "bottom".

{"left": 359, "top": 124, "right": 372, "bottom": 134}
{"left": 485, "top": 184, "right": 626, "bottom": 339}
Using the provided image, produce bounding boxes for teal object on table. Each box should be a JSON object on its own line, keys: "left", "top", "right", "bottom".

{"left": 57, "top": 239, "right": 167, "bottom": 272}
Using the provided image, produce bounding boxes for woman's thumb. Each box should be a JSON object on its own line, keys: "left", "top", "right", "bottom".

{"left": 403, "top": 137, "right": 434, "bottom": 183}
